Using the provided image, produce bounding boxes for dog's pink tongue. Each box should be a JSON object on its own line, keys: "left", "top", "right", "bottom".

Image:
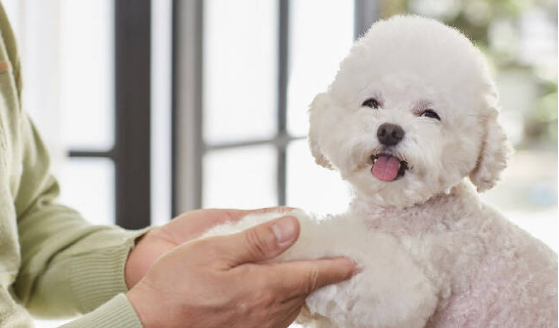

{"left": 372, "top": 155, "right": 400, "bottom": 181}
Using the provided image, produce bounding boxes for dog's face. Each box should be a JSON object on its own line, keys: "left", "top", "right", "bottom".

{"left": 308, "top": 16, "right": 510, "bottom": 208}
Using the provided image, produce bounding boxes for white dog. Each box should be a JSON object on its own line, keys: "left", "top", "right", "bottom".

{"left": 202, "top": 16, "right": 558, "bottom": 328}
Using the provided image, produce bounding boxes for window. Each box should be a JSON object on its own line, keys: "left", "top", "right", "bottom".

{"left": 3, "top": 0, "right": 161, "bottom": 232}
{"left": 173, "top": 0, "right": 379, "bottom": 216}
{"left": 59, "top": 0, "right": 116, "bottom": 226}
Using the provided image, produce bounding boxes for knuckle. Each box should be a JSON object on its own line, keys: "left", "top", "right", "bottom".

{"left": 245, "top": 228, "right": 273, "bottom": 258}
{"left": 306, "top": 267, "right": 322, "bottom": 294}
{"left": 234, "top": 299, "right": 252, "bottom": 317}
{"left": 233, "top": 289, "right": 277, "bottom": 318}
{"left": 256, "top": 289, "right": 277, "bottom": 307}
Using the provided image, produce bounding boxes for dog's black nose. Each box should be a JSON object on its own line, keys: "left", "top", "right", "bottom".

{"left": 377, "top": 123, "right": 405, "bottom": 146}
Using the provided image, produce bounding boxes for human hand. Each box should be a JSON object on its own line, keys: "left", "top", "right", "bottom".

{"left": 126, "top": 215, "right": 356, "bottom": 328}
{"left": 125, "top": 207, "right": 291, "bottom": 288}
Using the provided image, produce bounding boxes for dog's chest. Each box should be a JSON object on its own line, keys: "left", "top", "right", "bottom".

{"left": 360, "top": 208, "right": 486, "bottom": 293}
{"left": 362, "top": 208, "right": 453, "bottom": 237}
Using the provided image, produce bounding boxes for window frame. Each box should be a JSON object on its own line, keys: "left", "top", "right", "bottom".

{"left": 69, "top": 0, "right": 152, "bottom": 229}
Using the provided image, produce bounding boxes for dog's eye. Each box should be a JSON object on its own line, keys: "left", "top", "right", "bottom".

{"left": 421, "top": 109, "right": 441, "bottom": 121}
{"left": 362, "top": 98, "right": 379, "bottom": 109}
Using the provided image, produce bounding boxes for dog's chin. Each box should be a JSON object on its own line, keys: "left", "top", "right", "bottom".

{"left": 347, "top": 165, "right": 437, "bottom": 208}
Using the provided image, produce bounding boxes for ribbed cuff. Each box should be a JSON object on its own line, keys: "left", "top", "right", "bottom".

{"left": 69, "top": 227, "right": 152, "bottom": 313}
{"left": 60, "top": 294, "right": 144, "bottom": 328}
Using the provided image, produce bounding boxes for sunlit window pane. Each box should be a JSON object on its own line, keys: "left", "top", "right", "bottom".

{"left": 60, "top": 0, "right": 114, "bottom": 150}
{"left": 203, "top": 0, "right": 277, "bottom": 144}
{"left": 287, "top": 0, "right": 354, "bottom": 136}
{"left": 151, "top": 0, "right": 173, "bottom": 226}
{"left": 203, "top": 146, "right": 277, "bottom": 209}
{"left": 287, "top": 140, "right": 351, "bottom": 215}
{"left": 58, "top": 158, "right": 115, "bottom": 226}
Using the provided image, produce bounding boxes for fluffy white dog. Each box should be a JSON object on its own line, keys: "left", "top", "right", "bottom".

{"left": 202, "top": 16, "right": 558, "bottom": 328}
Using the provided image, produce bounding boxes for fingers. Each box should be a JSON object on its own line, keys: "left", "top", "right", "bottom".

{"left": 205, "top": 206, "right": 295, "bottom": 224}
{"left": 266, "top": 257, "right": 356, "bottom": 298}
{"left": 161, "top": 207, "right": 293, "bottom": 243}
{"left": 213, "top": 216, "right": 300, "bottom": 267}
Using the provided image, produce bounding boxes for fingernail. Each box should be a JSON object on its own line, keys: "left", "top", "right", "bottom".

{"left": 272, "top": 217, "right": 296, "bottom": 244}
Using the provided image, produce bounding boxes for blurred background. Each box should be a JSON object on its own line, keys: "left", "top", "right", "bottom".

{"left": 1, "top": 0, "right": 557, "bottom": 326}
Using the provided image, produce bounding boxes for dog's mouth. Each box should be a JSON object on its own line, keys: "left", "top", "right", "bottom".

{"left": 370, "top": 153, "right": 409, "bottom": 182}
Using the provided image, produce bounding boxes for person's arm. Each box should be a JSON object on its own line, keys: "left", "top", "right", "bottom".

{"left": 12, "top": 113, "right": 149, "bottom": 322}
{"left": 0, "top": 3, "right": 146, "bottom": 324}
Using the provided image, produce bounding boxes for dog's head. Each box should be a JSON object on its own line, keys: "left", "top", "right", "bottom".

{"left": 308, "top": 15, "right": 511, "bottom": 208}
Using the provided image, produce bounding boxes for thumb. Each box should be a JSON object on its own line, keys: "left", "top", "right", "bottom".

{"left": 217, "top": 215, "right": 300, "bottom": 267}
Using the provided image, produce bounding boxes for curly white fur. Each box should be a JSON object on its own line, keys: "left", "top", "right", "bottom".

{"left": 201, "top": 15, "right": 557, "bottom": 328}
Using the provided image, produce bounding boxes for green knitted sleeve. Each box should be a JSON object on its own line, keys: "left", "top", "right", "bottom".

{"left": 61, "top": 294, "right": 144, "bottom": 328}
{"left": 12, "top": 114, "right": 151, "bottom": 320}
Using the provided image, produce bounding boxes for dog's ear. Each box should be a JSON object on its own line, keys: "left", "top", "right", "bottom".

{"left": 308, "top": 92, "right": 333, "bottom": 170}
{"left": 469, "top": 108, "right": 512, "bottom": 192}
